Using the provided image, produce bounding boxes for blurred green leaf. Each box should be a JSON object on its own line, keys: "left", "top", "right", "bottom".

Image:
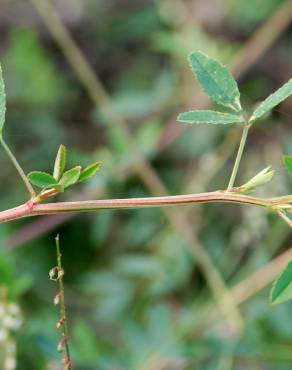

{"left": 229, "top": 0, "right": 284, "bottom": 28}
{"left": 271, "top": 261, "right": 292, "bottom": 304}
{"left": 135, "top": 119, "right": 162, "bottom": 157}
{"left": 53, "top": 144, "right": 66, "bottom": 181}
{"left": 189, "top": 51, "right": 241, "bottom": 112}
{"left": 249, "top": 79, "right": 292, "bottom": 123}
{"left": 114, "top": 254, "right": 161, "bottom": 278}
{"left": 59, "top": 166, "right": 81, "bottom": 188}
{"left": 177, "top": 110, "right": 244, "bottom": 125}
{"left": 78, "top": 162, "right": 101, "bottom": 183}
{"left": 27, "top": 171, "right": 57, "bottom": 188}
{"left": 283, "top": 155, "right": 292, "bottom": 174}
{"left": 72, "top": 320, "right": 99, "bottom": 361}
{"left": 0, "top": 63, "right": 6, "bottom": 133}
{"left": 4, "top": 29, "right": 72, "bottom": 107}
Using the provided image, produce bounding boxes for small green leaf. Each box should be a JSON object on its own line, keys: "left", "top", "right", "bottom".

{"left": 53, "top": 144, "right": 66, "bottom": 180}
{"left": 27, "top": 171, "right": 57, "bottom": 188}
{"left": 189, "top": 51, "right": 241, "bottom": 112}
{"left": 249, "top": 79, "right": 292, "bottom": 123}
{"left": 0, "top": 63, "right": 6, "bottom": 133}
{"left": 283, "top": 155, "right": 292, "bottom": 174}
{"left": 59, "top": 166, "right": 81, "bottom": 188}
{"left": 240, "top": 166, "right": 275, "bottom": 193}
{"left": 78, "top": 162, "right": 101, "bottom": 183}
{"left": 177, "top": 110, "right": 245, "bottom": 125}
{"left": 271, "top": 261, "right": 292, "bottom": 304}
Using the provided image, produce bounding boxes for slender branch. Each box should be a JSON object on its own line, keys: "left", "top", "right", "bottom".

{"left": 0, "top": 136, "right": 36, "bottom": 197}
{"left": 0, "top": 191, "right": 283, "bottom": 223}
{"left": 53, "top": 235, "right": 72, "bottom": 370}
{"left": 227, "top": 123, "right": 250, "bottom": 190}
{"left": 277, "top": 210, "right": 292, "bottom": 228}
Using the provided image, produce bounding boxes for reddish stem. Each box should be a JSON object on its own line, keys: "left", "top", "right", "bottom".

{"left": 0, "top": 191, "right": 280, "bottom": 224}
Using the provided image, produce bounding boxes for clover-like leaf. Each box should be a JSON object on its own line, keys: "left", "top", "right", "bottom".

{"left": 177, "top": 110, "right": 244, "bottom": 125}
{"left": 28, "top": 171, "right": 57, "bottom": 188}
{"left": 0, "top": 63, "right": 6, "bottom": 134}
{"left": 189, "top": 51, "right": 241, "bottom": 112}
{"left": 249, "top": 79, "right": 292, "bottom": 123}
{"left": 283, "top": 155, "right": 292, "bottom": 174}
{"left": 53, "top": 144, "right": 66, "bottom": 181}
{"left": 78, "top": 162, "right": 101, "bottom": 183}
{"left": 59, "top": 166, "right": 81, "bottom": 188}
{"left": 271, "top": 261, "right": 292, "bottom": 304}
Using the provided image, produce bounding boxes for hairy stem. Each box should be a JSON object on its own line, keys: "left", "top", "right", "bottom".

{"left": 0, "top": 136, "right": 36, "bottom": 197}
{"left": 227, "top": 123, "right": 250, "bottom": 190}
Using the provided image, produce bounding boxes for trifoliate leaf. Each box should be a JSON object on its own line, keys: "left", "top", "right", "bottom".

{"left": 27, "top": 171, "right": 57, "bottom": 188}
{"left": 249, "top": 79, "right": 292, "bottom": 123}
{"left": 59, "top": 166, "right": 81, "bottom": 188}
{"left": 189, "top": 51, "right": 241, "bottom": 112}
{"left": 0, "top": 63, "right": 6, "bottom": 133}
{"left": 53, "top": 144, "right": 66, "bottom": 180}
{"left": 283, "top": 155, "right": 292, "bottom": 174}
{"left": 78, "top": 162, "right": 101, "bottom": 183}
{"left": 177, "top": 110, "right": 245, "bottom": 125}
{"left": 271, "top": 261, "right": 292, "bottom": 304}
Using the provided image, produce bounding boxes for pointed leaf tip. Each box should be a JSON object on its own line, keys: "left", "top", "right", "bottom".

{"left": 78, "top": 162, "right": 101, "bottom": 183}
{"left": 188, "top": 51, "right": 241, "bottom": 112}
{"left": 249, "top": 79, "right": 292, "bottom": 123}
{"left": 27, "top": 171, "right": 57, "bottom": 188}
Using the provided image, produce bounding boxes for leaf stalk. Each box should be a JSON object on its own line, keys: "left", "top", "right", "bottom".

{"left": 227, "top": 123, "right": 250, "bottom": 190}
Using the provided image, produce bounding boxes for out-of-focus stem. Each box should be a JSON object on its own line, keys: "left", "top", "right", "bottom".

{"left": 0, "top": 136, "right": 36, "bottom": 197}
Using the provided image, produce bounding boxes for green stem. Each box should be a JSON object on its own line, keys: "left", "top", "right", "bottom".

{"left": 227, "top": 123, "right": 250, "bottom": 190}
{"left": 0, "top": 136, "right": 36, "bottom": 198}
{"left": 55, "top": 235, "right": 72, "bottom": 369}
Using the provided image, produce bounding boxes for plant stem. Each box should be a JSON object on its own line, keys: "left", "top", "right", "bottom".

{"left": 0, "top": 136, "right": 36, "bottom": 198}
{"left": 0, "top": 191, "right": 281, "bottom": 223}
{"left": 227, "top": 123, "right": 250, "bottom": 190}
{"left": 55, "top": 235, "right": 72, "bottom": 369}
{"left": 277, "top": 210, "right": 292, "bottom": 228}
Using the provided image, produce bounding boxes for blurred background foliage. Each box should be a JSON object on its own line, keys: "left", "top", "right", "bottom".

{"left": 0, "top": 0, "right": 292, "bottom": 369}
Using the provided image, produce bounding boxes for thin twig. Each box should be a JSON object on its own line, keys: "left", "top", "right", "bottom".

{"left": 0, "top": 136, "right": 36, "bottom": 197}
{"left": 277, "top": 210, "right": 292, "bottom": 228}
{"left": 0, "top": 190, "right": 290, "bottom": 223}
{"left": 50, "top": 235, "right": 72, "bottom": 370}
